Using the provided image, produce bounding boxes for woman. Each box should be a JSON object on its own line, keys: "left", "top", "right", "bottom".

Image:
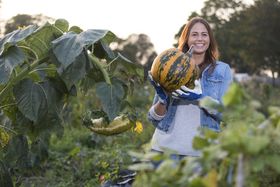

{"left": 147, "top": 17, "right": 232, "bottom": 159}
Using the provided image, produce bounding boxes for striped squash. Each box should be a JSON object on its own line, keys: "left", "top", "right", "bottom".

{"left": 150, "top": 48, "right": 199, "bottom": 92}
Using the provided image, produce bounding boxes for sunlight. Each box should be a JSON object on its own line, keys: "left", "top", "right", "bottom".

{"left": 0, "top": 0, "right": 205, "bottom": 53}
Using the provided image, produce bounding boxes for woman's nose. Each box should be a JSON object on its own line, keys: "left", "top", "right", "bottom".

{"left": 197, "top": 34, "right": 203, "bottom": 40}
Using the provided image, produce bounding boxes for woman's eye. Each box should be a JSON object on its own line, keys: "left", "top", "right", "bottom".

{"left": 191, "top": 33, "right": 197, "bottom": 36}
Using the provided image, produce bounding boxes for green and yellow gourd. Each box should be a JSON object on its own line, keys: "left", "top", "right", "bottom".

{"left": 88, "top": 115, "right": 132, "bottom": 136}
{"left": 83, "top": 111, "right": 133, "bottom": 136}
{"left": 150, "top": 48, "right": 199, "bottom": 92}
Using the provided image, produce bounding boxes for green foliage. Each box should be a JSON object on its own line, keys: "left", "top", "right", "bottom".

{"left": 201, "top": 0, "right": 246, "bottom": 27}
{"left": 54, "top": 19, "right": 69, "bottom": 33}
{"left": 95, "top": 78, "right": 127, "bottom": 120}
{"left": 215, "top": 0, "right": 280, "bottom": 75}
{"left": 11, "top": 123, "right": 153, "bottom": 186}
{"left": 0, "top": 161, "right": 13, "bottom": 187}
{"left": 0, "top": 19, "right": 144, "bottom": 185}
{"left": 243, "top": 79, "right": 280, "bottom": 116}
{"left": 131, "top": 82, "right": 280, "bottom": 187}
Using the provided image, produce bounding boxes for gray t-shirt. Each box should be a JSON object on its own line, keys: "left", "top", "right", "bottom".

{"left": 151, "top": 103, "right": 201, "bottom": 156}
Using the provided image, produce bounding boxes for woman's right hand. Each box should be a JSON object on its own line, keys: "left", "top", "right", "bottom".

{"left": 172, "top": 80, "right": 202, "bottom": 101}
{"left": 148, "top": 72, "right": 169, "bottom": 105}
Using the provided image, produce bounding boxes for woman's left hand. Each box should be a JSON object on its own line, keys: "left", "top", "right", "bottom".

{"left": 172, "top": 80, "right": 202, "bottom": 101}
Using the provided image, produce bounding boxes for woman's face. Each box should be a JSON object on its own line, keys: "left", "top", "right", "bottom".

{"left": 187, "top": 22, "right": 210, "bottom": 55}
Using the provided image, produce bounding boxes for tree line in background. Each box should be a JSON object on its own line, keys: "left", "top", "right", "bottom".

{"left": 0, "top": 0, "right": 279, "bottom": 79}
{"left": 176, "top": 0, "right": 280, "bottom": 81}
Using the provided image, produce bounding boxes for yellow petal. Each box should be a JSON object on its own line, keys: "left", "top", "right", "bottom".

{"left": 134, "top": 121, "right": 143, "bottom": 134}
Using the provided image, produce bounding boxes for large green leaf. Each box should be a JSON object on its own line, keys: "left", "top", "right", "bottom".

{"left": 80, "top": 66, "right": 105, "bottom": 92}
{"left": 52, "top": 29, "right": 116, "bottom": 69}
{"left": 12, "top": 77, "right": 67, "bottom": 134}
{"left": 244, "top": 136, "right": 269, "bottom": 154}
{"left": 13, "top": 109, "right": 34, "bottom": 134}
{"left": 13, "top": 79, "right": 48, "bottom": 122}
{"left": 108, "top": 53, "right": 144, "bottom": 95}
{"left": 110, "top": 52, "right": 144, "bottom": 82}
{"left": 0, "top": 46, "right": 25, "bottom": 84}
{"left": 54, "top": 18, "right": 69, "bottom": 33}
{"left": 59, "top": 51, "right": 89, "bottom": 90}
{"left": 92, "top": 40, "right": 115, "bottom": 60}
{"left": 0, "top": 25, "right": 37, "bottom": 56}
{"left": 96, "top": 78, "right": 126, "bottom": 120}
{"left": 33, "top": 78, "right": 66, "bottom": 135}
{"left": 222, "top": 83, "right": 245, "bottom": 107}
{"left": 42, "top": 77, "right": 68, "bottom": 111}
{"left": 19, "top": 22, "right": 63, "bottom": 60}
{"left": 32, "top": 78, "right": 66, "bottom": 137}
{"left": 11, "top": 78, "right": 65, "bottom": 137}
{"left": 69, "top": 26, "right": 83, "bottom": 34}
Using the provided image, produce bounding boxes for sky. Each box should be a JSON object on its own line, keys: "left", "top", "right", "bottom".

{"left": 0, "top": 0, "right": 205, "bottom": 53}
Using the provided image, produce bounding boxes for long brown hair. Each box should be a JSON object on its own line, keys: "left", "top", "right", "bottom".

{"left": 178, "top": 17, "right": 219, "bottom": 74}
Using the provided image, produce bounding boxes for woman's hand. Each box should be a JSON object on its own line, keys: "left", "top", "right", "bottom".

{"left": 148, "top": 72, "right": 169, "bottom": 105}
{"left": 172, "top": 80, "right": 202, "bottom": 101}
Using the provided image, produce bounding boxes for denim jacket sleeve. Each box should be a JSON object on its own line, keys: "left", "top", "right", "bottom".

{"left": 147, "top": 94, "right": 177, "bottom": 132}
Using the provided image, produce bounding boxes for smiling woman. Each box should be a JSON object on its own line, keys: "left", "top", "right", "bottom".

{"left": 147, "top": 17, "right": 233, "bottom": 167}
{"left": 0, "top": 0, "right": 205, "bottom": 53}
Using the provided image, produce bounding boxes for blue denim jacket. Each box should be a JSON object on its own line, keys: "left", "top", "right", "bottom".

{"left": 148, "top": 61, "right": 232, "bottom": 132}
